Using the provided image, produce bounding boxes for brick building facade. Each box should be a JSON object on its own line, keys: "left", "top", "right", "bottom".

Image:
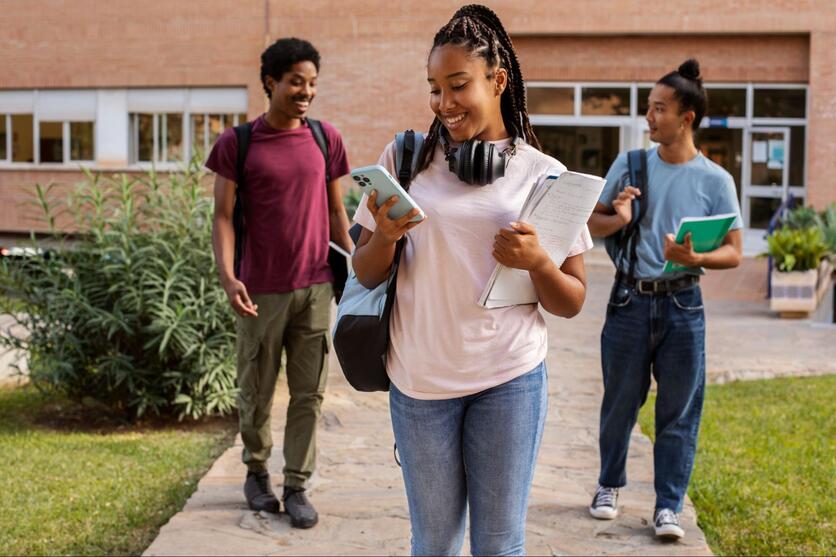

{"left": 0, "top": 0, "right": 833, "bottom": 239}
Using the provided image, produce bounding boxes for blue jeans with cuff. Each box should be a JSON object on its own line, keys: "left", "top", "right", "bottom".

{"left": 389, "top": 362, "right": 548, "bottom": 556}
{"left": 598, "top": 281, "right": 706, "bottom": 512}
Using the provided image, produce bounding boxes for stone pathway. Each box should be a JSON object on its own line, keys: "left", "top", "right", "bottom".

{"left": 145, "top": 261, "right": 719, "bottom": 556}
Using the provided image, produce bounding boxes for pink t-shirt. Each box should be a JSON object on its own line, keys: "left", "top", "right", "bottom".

{"left": 206, "top": 116, "right": 350, "bottom": 294}
{"left": 354, "top": 138, "right": 593, "bottom": 400}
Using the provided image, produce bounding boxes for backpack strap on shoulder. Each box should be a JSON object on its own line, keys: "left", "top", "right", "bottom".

{"left": 234, "top": 122, "right": 253, "bottom": 188}
{"left": 306, "top": 118, "right": 331, "bottom": 183}
{"left": 394, "top": 130, "right": 424, "bottom": 189}
{"left": 232, "top": 122, "right": 253, "bottom": 279}
{"left": 621, "top": 148, "right": 649, "bottom": 283}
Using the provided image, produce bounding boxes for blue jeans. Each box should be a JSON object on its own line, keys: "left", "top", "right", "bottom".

{"left": 389, "top": 362, "right": 548, "bottom": 556}
{"left": 598, "top": 281, "right": 706, "bottom": 512}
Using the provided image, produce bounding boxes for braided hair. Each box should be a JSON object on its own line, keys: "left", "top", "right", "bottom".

{"left": 417, "top": 4, "right": 541, "bottom": 171}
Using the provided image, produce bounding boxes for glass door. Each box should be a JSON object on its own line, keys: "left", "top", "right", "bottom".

{"left": 745, "top": 127, "right": 791, "bottom": 229}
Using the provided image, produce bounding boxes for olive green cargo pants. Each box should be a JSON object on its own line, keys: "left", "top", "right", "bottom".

{"left": 235, "top": 282, "right": 331, "bottom": 489}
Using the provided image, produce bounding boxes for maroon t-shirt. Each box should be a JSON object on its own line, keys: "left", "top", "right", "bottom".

{"left": 206, "top": 115, "right": 350, "bottom": 294}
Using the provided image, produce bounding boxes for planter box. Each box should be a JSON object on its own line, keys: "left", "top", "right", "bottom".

{"left": 770, "top": 259, "right": 833, "bottom": 314}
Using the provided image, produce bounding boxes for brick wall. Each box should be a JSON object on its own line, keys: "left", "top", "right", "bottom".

{"left": 0, "top": 0, "right": 833, "bottom": 234}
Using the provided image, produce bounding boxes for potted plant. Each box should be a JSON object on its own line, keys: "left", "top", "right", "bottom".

{"left": 766, "top": 217, "right": 831, "bottom": 315}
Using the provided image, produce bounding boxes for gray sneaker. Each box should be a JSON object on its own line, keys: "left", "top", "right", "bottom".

{"left": 654, "top": 508, "right": 685, "bottom": 540}
{"left": 589, "top": 485, "right": 619, "bottom": 520}
{"left": 244, "top": 471, "right": 280, "bottom": 513}
{"left": 283, "top": 487, "right": 318, "bottom": 529}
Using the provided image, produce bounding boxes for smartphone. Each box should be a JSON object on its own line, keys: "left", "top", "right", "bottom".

{"left": 350, "top": 164, "right": 425, "bottom": 223}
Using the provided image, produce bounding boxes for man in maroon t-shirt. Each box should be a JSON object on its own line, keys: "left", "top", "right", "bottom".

{"left": 209, "top": 37, "right": 352, "bottom": 528}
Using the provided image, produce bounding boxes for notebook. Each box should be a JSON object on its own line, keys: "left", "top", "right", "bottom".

{"left": 478, "top": 170, "right": 606, "bottom": 308}
{"left": 662, "top": 213, "right": 738, "bottom": 274}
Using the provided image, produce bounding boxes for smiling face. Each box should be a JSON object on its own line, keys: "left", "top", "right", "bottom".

{"left": 265, "top": 60, "right": 318, "bottom": 122}
{"left": 427, "top": 44, "right": 508, "bottom": 143}
{"left": 646, "top": 83, "right": 695, "bottom": 145}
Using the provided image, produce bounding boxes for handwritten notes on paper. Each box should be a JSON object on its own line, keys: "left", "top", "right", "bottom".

{"left": 478, "top": 171, "right": 606, "bottom": 308}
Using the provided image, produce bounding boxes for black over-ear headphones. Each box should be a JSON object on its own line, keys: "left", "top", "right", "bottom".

{"left": 438, "top": 130, "right": 519, "bottom": 186}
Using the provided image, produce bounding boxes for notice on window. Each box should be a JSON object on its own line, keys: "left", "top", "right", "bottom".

{"left": 767, "top": 139, "right": 785, "bottom": 170}
{"left": 752, "top": 141, "right": 768, "bottom": 163}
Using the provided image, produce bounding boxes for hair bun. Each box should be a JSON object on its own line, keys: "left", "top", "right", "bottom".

{"left": 678, "top": 59, "right": 701, "bottom": 81}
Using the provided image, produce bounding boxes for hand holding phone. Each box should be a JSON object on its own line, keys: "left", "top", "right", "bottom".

{"left": 351, "top": 165, "right": 425, "bottom": 223}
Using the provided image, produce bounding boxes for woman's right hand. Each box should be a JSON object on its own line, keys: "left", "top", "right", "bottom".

{"left": 367, "top": 190, "right": 424, "bottom": 245}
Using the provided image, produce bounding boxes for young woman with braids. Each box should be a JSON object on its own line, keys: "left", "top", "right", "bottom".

{"left": 352, "top": 5, "right": 592, "bottom": 555}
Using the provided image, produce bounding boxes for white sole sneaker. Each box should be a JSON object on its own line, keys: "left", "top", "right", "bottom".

{"left": 655, "top": 522, "right": 685, "bottom": 540}
{"left": 589, "top": 505, "right": 618, "bottom": 520}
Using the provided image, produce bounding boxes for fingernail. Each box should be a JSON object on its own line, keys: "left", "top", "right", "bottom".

{"left": 510, "top": 221, "right": 519, "bottom": 227}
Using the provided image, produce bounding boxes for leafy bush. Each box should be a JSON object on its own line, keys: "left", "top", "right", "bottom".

{"left": 0, "top": 161, "right": 237, "bottom": 419}
{"left": 820, "top": 202, "right": 836, "bottom": 254}
{"left": 766, "top": 226, "right": 828, "bottom": 272}
{"left": 343, "top": 187, "right": 363, "bottom": 221}
{"left": 781, "top": 205, "right": 822, "bottom": 231}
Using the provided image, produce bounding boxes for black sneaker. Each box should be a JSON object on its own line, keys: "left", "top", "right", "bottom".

{"left": 589, "top": 485, "right": 619, "bottom": 520}
{"left": 244, "top": 471, "right": 280, "bottom": 513}
{"left": 283, "top": 486, "right": 318, "bottom": 529}
{"left": 654, "top": 508, "right": 685, "bottom": 540}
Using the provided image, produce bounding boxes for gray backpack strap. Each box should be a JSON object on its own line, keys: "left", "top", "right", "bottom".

{"left": 394, "top": 130, "right": 424, "bottom": 188}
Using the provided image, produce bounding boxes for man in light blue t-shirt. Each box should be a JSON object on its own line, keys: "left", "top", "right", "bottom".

{"left": 586, "top": 59, "right": 743, "bottom": 542}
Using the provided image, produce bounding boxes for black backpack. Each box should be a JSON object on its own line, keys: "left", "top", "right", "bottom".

{"left": 232, "top": 118, "right": 349, "bottom": 302}
{"left": 603, "top": 149, "right": 649, "bottom": 282}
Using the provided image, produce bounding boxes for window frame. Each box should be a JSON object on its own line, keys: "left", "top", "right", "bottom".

{"left": 527, "top": 81, "right": 809, "bottom": 230}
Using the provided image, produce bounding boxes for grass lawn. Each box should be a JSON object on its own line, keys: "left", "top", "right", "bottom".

{"left": 0, "top": 386, "right": 236, "bottom": 556}
{"left": 638, "top": 375, "right": 835, "bottom": 556}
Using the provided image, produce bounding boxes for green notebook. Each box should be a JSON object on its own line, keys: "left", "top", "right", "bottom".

{"left": 662, "top": 213, "right": 738, "bottom": 274}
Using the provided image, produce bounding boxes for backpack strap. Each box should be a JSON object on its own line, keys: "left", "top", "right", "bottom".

{"left": 232, "top": 122, "right": 253, "bottom": 278}
{"left": 306, "top": 118, "right": 331, "bottom": 183}
{"left": 627, "top": 149, "right": 649, "bottom": 226}
{"left": 386, "top": 129, "right": 425, "bottom": 299}
{"left": 621, "top": 149, "right": 649, "bottom": 282}
{"left": 394, "top": 130, "right": 424, "bottom": 189}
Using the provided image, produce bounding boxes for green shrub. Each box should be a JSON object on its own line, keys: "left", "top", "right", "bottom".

{"left": 0, "top": 160, "right": 237, "bottom": 420}
{"left": 820, "top": 202, "right": 836, "bottom": 254}
{"left": 766, "top": 226, "right": 828, "bottom": 272}
{"left": 781, "top": 205, "right": 823, "bottom": 231}
{"left": 343, "top": 187, "right": 363, "bottom": 221}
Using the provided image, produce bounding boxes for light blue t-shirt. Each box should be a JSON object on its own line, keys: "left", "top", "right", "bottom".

{"left": 600, "top": 147, "right": 742, "bottom": 279}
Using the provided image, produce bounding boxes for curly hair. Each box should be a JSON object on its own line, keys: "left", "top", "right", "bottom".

{"left": 417, "top": 4, "right": 541, "bottom": 171}
{"left": 260, "top": 37, "right": 320, "bottom": 99}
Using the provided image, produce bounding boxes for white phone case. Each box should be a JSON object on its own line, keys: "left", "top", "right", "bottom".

{"left": 350, "top": 164, "right": 425, "bottom": 223}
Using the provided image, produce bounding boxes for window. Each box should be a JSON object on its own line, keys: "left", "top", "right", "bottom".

{"left": 189, "top": 113, "right": 246, "bottom": 158}
{"left": 581, "top": 87, "right": 630, "bottom": 116}
{"left": 696, "top": 128, "right": 743, "bottom": 199}
{"left": 749, "top": 197, "right": 784, "bottom": 230}
{"left": 705, "top": 88, "right": 746, "bottom": 118}
{"left": 11, "top": 114, "right": 34, "bottom": 163}
{"left": 39, "top": 121, "right": 63, "bottom": 163}
{"left": 0, "top": 116, "right": 6, "bottom": 160}
{"left": 527, "top": 87, "right": 574, "bottom": 115}
{"left": 70, "top": 122, "right": 94, "bottom": 161}
{"left": 535, "top": 125, "right": 620, "bottom": 178}
{"left": 637, "top": 87, "right": 652, "bottom": 116}
{"left": 754, "top": 88, "right": 806, "bottom": 119}
{"left": 0, "top": 114, "right": 93, "bottom": 164}
{"left": 130, "top": 113, "right": 183, "bottom": 163}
